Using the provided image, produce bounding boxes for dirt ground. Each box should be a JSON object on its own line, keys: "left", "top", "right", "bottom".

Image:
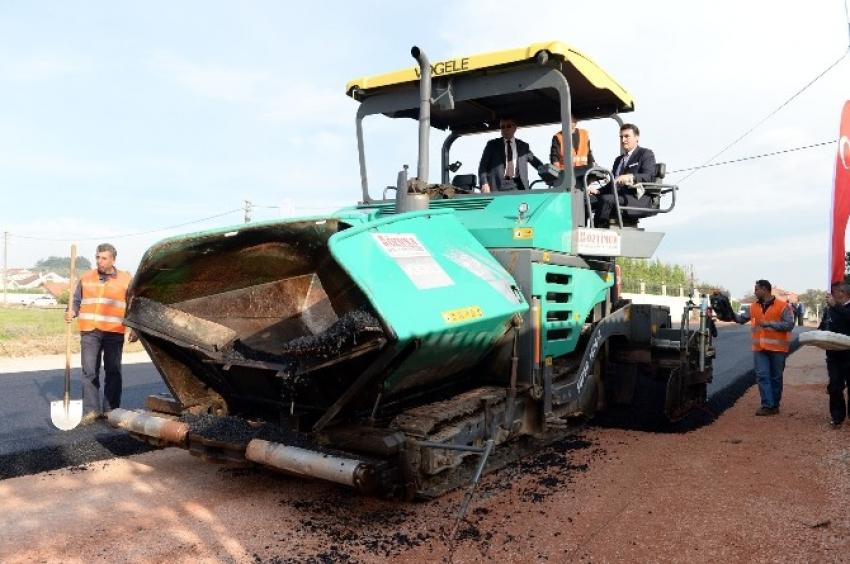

{"left": 1, "top": 346, "right": 847, "bottom": 563}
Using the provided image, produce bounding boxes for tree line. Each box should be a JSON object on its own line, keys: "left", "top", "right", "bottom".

{"left": 617, "top": 258, "right": 689, "bottom": 288}
{"left": 32, "top": 256, "right": 92, "bottom": 276}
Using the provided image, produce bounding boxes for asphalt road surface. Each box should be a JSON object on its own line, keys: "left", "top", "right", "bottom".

{"left": 0, "top": 325, "right": 809, "bottom": 480}
{"left": 0, "top": 362, "right": 167, "bottom": 478}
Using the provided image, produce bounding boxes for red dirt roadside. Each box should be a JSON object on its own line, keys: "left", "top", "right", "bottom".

{"left": 0, "top": 346, "right": 847, "bottom": 563}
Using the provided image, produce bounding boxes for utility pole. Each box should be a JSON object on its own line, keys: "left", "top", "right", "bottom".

{"left": 689, "top": 264, "right": 695, "bottom": 299}
{"left": 244, "top": 200, "right": 253, "bottom": 224}
{"left": 2, "top": 231, "right": 8, "bottom": 305}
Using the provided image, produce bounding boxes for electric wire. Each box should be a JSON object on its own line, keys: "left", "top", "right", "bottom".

{"left": 674, "top": 49, "right": 849, "bottom": 184}
{"left": 9, "top": 208, "right": 243, "bottom": 242}
{"left": 667, "top": 139, "right": 838, "bottom": 174}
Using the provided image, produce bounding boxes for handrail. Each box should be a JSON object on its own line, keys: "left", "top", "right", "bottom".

{"left": 612, "top": 182, "right": 678, "bottom": 222}
{"left": 581, "top": 166, "right": 614, "bottom": 228}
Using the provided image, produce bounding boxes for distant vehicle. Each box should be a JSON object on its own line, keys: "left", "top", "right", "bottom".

{"left": 738, "top": 303, "right": 751, "bottom": 317}
{"left": 29, "top": 295, "right": 58, "bottom": 307}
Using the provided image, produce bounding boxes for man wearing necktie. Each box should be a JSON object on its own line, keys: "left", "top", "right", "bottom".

{"left": 478, "top": 117, "right": 544, "bottom": 193}
{"left": 594, "top": 123, "right": 657, "bottom": 225}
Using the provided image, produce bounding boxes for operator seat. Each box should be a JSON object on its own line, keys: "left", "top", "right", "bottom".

{"left": 451, "top": 173, "right": 478, "bottom": 193}
{"left": 621, "top": 162, "right": 667, "bottom": 227}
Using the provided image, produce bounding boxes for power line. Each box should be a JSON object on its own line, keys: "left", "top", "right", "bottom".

{"left": 674, "top": 49, "right": 849, "bottom": 184}
{"left": 9, "top": 208, "right": 243, "bottom": 242}
{"left": 667, "top": 139, "right": 838, "bottom": 174}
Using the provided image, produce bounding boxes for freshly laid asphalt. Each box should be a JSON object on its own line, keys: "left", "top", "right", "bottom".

{"left": 0, "top": 362, "right": 167, "bottom": 478}
{"left": 0, "top": 325, "right": 809, "bottom": 480}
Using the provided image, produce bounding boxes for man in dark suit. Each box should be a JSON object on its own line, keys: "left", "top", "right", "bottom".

{"left": 594, "top": 123, "right": 657, "bottom": 224}
{"left": 478, "top": 117, "right": 544, "bottom": 192}
{"left": 820, "top": 281, "right": 850, "bottom": 426}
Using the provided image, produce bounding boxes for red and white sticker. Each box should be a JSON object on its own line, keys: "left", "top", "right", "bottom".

{"left": 572, "top": 228, "right": 621, "bottom": 256}
{"left": 373, "top": 233, "right": 454, "bottom": 290}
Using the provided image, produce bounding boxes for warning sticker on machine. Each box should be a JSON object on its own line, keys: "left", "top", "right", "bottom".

{"left": 572, "top": 228, "right": 621, "bottom": 256}
{"left": 373, "top": 233, "right": 454, "bottom": 290}
{"left": 442, "top": 305, "right": 484, "bottom": 324}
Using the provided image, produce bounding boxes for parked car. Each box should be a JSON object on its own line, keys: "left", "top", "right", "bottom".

{"left": 737, "top": 303, "right": 751, "bottom": 318}
{"left": 29, "top": 295, "right": 58, "bottom": 307}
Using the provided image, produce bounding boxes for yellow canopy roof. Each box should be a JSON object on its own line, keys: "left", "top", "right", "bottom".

{"left": 346, "top": 40, "right": 634, "bottom": 120}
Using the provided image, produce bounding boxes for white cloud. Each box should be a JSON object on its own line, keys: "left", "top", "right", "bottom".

{"left": 263, "top": 84, "right": 356, "bottom": 127}
{"left": 0, "top": 53, "right": 92, "bottom": 82}
{"left": 149, "top": 51, "right": 273, "bottom": 102}
{"left": 150, "top": 52, "right": 355, "bottom": 127}
{"left": 0, "top": 154, "right": 118, "bottom": 178}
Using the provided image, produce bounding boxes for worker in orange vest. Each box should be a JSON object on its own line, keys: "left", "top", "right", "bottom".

{"left": 65, "top": 243, "right": 136, "bottom": 425}
{"left": 734, "top": 279, "right": 795, "bottom": 416}
{"left": 550, "top": 114, "right": 595, "bottom": 186}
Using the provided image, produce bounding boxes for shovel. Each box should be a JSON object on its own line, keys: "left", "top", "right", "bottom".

{"left": 50, "top": 244, "right": 83, "bottom": 431}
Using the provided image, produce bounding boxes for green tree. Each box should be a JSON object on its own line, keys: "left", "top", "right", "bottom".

{"left": 33, "top": 256, "right": 92, "bottom": 276}
{"left": 617, "top": 258, "right": 689, "bottom": 288}
{"left": 799, "top": 289, "right": 828, "bottom": 315}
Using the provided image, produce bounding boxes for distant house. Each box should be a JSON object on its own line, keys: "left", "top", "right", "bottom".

{"left": 774, "top": 288, "right": 798, "bottom": 304}
{"left": 12, "top": 274, "right": 42, "bottom": 289}
{"left": 4, "top": 269, "right": 34, "bottom": 289}
{"left": 42, "top": 281, "right": 71, "bottom": 298}
{"left": 39, "top": 272, "right": 69, "bottom": 284}
{"left": 6, "top": 268, "right": 33, "bottom": 279}
{"left": 2, "top": 269, "right": 69, "bottom": 291}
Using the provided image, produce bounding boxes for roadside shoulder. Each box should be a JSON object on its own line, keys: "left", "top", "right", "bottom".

{"left": 0, "top": 350, "right": 151, "bottom": 374}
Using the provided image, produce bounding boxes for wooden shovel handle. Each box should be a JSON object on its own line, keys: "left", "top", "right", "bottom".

{"left": 64, "top": 244, "right": 76, "bottom": 402}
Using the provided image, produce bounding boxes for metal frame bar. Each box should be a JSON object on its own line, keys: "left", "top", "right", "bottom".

{"left": 355, "top": 66, "right": 574, "bottom": 202}
{"left": 612, "top": 182, "right": 679, "bottom": 226}
{"left": 414, "top": 440, "right": 487, "bottom": 453}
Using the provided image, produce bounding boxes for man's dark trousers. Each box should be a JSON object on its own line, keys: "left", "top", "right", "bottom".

{"left": 80, "top": 330, "right": 124, "bottom": 415}
{"left": 826, "top": 355, "right": 850, "bottom": 423}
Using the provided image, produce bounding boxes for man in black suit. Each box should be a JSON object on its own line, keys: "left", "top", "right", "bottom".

{"left": 820, "top": 281, "right": 850, "bottom": 426}
{"left": 478, "top": 117, "right": 544, "bottom": 193}
{"left": 594, "top": 123, "right": 657, "bottom": 224}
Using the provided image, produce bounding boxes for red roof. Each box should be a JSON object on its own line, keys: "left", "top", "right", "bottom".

{"left": 43, "top": 282, "right": 70, "bottom": 297}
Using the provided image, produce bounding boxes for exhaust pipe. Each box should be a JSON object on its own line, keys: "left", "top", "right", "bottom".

{"left": 107, "top": 408, "right": 189, "bottom": 445}
{"left": 410, "top": 46, "right": 430, "bottom": 184}
{"left": 245, "top": 439, "right": 379, "bottom": 493}
{"left": 395, "top": 46, "right": 432, "bottom": 214}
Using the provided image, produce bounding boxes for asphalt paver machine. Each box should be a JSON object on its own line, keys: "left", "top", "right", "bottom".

{"left": 109, "top": 41, "right": 715, "bottom": 498}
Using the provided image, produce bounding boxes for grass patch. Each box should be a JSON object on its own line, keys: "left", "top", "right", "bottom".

{"left": 0, "top": 306, "right": 77, "bottom": 340}
{"left": 0, "top": 305, "right": 145, "bottom": 357}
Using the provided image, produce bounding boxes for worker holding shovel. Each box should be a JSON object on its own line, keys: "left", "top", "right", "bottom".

{"left": 64, "top": 243, "right": 135, "bottom": 426}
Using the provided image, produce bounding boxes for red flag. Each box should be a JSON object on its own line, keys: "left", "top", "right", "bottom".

{"left": 829, "top": 101, "right": 850, "bottom": 284}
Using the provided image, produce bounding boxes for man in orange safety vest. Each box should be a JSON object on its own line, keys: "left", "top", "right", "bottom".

{"left": 550, "top": 114, "right": 595, "bottom": 186}
{"left": 734, "top": 279, "right": 795, "bottom": 416}
{"left": 65, "top": 243, "right": 136, "bottom": 425}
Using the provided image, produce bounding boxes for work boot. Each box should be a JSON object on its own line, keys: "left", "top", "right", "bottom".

{"left": 80, "top": 412, "right": 100, "bottom": 426}
{"left": 755, "top": 407, "right": 778, "bottom": 416}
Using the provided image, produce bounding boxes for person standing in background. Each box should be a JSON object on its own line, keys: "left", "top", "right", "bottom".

{"left": 819, "top": 281, "right": 850, "bottom": 427}
{"left": 734, "top": 279, "right": 795, "bottom": 416}
{"left": 65, "top": 243, "right": 135, "bottom": 425}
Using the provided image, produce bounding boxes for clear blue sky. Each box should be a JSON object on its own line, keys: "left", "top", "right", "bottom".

{"left": 1, "top": 1, "right": 848, "bottom": 298}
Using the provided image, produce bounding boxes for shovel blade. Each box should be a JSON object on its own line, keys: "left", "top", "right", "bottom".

{"left": 51, "top": 399, "right": 84, "bottom": 431}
